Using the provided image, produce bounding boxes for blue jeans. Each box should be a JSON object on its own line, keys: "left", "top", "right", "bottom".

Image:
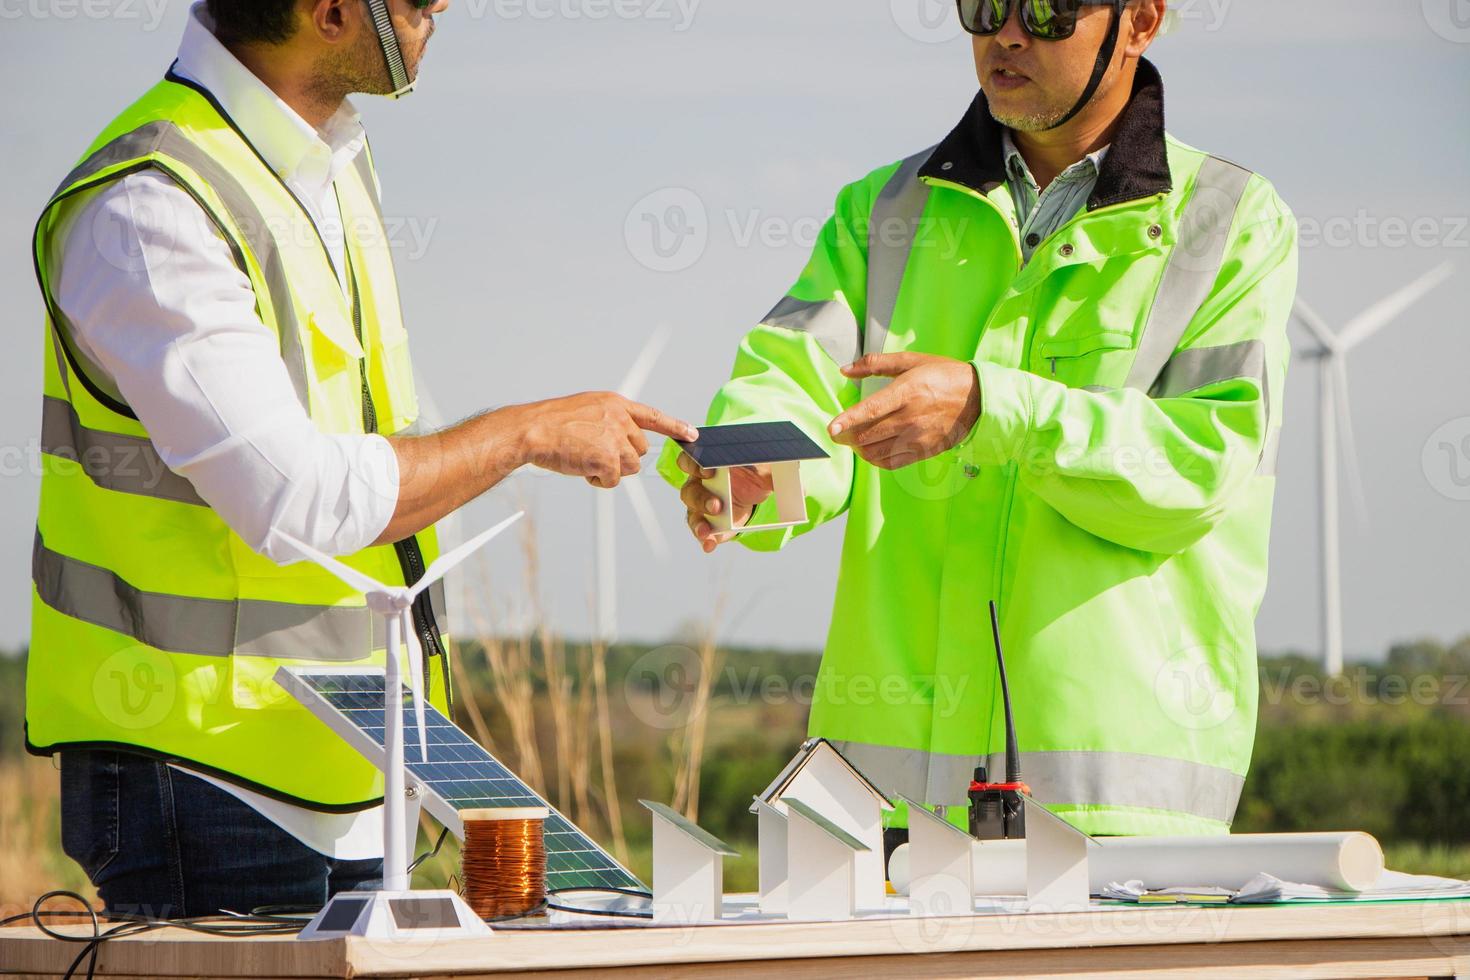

{"left": 59, "top": 749, "right": 382, "bottom": 918}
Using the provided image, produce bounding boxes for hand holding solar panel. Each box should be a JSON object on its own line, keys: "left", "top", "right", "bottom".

{"left": 675, "top": 422, "right": 829, "bottom": 536}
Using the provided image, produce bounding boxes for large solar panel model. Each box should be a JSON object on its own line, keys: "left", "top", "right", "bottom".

{"left": 674, "top": 421, "right": 829, "bottom": 534}
{"left": 278, "top": 666, "right": 645, "bottom": 896}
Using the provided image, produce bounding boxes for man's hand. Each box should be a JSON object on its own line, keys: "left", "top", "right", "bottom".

{"left": 829, "top": 353, "right": 981, "bottom": 470}
{"left": 677, "top": 452, "right": 775, "bottom": 553}
{"left": 518, "top": 391, "right": 697, "bottom": 489}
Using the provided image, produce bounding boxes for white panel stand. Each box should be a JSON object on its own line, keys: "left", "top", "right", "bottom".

{"left": 901, "top": 796, "right": 974, "bottom": 917}
{"left": 703, "top": 460, "right": 808, "bottom": 534}
{"left": 752, "top": 798, "right": 788, "bottom": 915}
{"left": 641, "top": 801, "right": 737, "bottom": 924}
{"left": 1023, "top": 795, "right": 1098, "bottom": 912}
{"left": 763, "top": 742, "right": 890, "bottom": 910}
{"left": 784, "top": 798, "right": 868, "bottom": 922}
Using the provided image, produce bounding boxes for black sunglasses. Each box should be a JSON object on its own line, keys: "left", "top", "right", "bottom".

{"left": 957, "top": 0, "right": 1118, "bottom": 41}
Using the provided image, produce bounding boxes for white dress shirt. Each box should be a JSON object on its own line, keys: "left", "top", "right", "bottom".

{"left": 50, "top": 3, "right": 405, "bottom": 857}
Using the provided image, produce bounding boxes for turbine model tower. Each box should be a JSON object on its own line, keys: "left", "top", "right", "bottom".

{"left": 1291, "top": 262, "right": 1452, "bottom": 676}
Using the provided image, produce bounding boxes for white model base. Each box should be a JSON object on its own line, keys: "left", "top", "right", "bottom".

{"left": 296, "top": 889, "right": 492, "bottom": 941}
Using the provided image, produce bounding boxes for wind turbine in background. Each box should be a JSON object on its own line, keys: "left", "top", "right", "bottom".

{"left": 1291, "top": 261, "right": 1453, "bottom": 677}
{"left": 594, "top": 325, "right": 675, "bottom": 642}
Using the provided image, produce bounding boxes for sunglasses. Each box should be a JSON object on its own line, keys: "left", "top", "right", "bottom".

{"left": 956, "top": 0, "right": 1118, "bottom": 41}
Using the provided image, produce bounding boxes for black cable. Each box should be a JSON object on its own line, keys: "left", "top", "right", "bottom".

{"left": 544, "top": 886, "right": 654, "bottom": 919}
{"left": 408, "top": 825, "right": 450, "bottom": 874}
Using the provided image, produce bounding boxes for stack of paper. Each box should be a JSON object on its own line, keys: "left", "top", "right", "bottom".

{"left": 1103, "top": 870, "right": 1470, "bottom": 905}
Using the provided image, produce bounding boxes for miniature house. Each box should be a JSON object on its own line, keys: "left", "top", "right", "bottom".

{"left": 900, "top": 794, "right": 975, "bottom": 917}
{"left": 783, "top": 798, "right": 868, "bottom": 921}
{"left": 1022, "top": 794, "right": 1098, "bottom": 912}
{"left": 640, "top": 800, "right": 738, "bottom": 923}
{"left": 751, "top": 797, "right": 789, "bottom": 915}
{"left": 676, "top": 421, "right": 829, "bottom": 534}
{"left": 751, "top": 737, "right": 893, "bottom": 910}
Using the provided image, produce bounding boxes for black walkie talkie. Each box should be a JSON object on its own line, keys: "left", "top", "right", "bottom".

{"left": 968, "top": 600, "right": 1028, "bottom": 839}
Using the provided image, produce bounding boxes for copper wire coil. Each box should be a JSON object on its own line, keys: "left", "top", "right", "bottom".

{"left": 460, "top": 807, "right": 548, "bottom": 920}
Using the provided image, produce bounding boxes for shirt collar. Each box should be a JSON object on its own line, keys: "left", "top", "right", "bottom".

{"left": 920, "top": 57, "right": 1173, "bottom": 210}
{"left": 1001, "top": 129, "right": 1109, "bottom": 194}
{"left": 175, "top": 1, "right": 365, "bottom": 196}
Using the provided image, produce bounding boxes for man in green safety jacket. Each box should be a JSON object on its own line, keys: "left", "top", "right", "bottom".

{"left": 664, "top": 0, "right": 1296, "bottom": 841}
{"left": 29, "top": 0, "right": 694, "bottom": 916}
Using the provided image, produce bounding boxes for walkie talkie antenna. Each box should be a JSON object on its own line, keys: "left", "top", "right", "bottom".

{"left": 989, "top": 600, "right": 1021, "bottom": 786}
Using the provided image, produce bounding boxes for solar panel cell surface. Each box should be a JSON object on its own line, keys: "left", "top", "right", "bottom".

{"left": 676, "top": 421, "right": 828, "bottom": 469}
{"left": 289, "top": 669, "right": 644, "bottom": 893}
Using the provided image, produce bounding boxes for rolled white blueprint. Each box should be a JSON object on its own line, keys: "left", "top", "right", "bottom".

{"left": 889, "top": 831, "right": 1384, "bottom": 896}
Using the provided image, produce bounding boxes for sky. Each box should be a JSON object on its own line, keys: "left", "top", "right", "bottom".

{"left": 0, "top": 0, "right": 1467, "bottom": 663}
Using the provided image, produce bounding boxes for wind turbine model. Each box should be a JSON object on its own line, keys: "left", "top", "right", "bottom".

{"left": 1292, "top": 262, "right": 1452, "bottom": 677}
{"left": 594, "top": 325, "right": 673, "bottom": 641}
{"left": 280, "top": 511, "right": 524, "bottom": 940}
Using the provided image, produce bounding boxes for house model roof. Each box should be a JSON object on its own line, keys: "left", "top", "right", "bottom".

{"left": 676, "top": 421, "right": 829, "bottom": 469}
{"left": 752, "top": 737, "right": 894, "bottom": 812}
{"left": 783, "top": 798, "right": 870, "bottom": 852}
{"left": 640, "top": 800, "right": 740, "bottom": 856}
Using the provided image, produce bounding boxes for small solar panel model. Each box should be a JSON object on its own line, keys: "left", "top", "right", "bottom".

{"left": 676, "top": 421, "right": 829, "bottom": 534}
{"left": 275, "top": 514, "right": 527, "bottom": 941}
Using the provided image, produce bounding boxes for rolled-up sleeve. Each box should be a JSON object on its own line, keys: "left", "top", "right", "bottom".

{"left": 50, "top": 171, "right": 400, "bottom": 561}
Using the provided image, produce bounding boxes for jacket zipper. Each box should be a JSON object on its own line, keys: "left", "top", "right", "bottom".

{"left": 344, "top": 247, "right": 450, "bottom": 711}
{"left": 919, "top": 178, "right": 1163, "bottom": 611}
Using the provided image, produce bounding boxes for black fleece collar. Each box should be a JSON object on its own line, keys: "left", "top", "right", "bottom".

{"left": 918, "top": 57, "right": 1173, "bottom": 210}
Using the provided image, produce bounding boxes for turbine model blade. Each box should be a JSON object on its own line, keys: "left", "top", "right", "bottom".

{"left": 1331, "top": 357, "right": 1370, "bottom": 527}
{"left": 409, "top": 511, "right": 525, "bottom": 599}
{"left": 402, "top": 608, "right": 428, "bottom": 763}
{"left": 617, "top": 324, "right": 672, "bottom": 402}
{"left": 1292, "top": 299, "right": 1339, "bottom": 354}
{"left": 624, "top": 473, "right": 669, "bottom": 558}
{"left": 276, "top": 531, "right": 391, "bottom": 597}
{"left": 1337, "top": 262, "right": 1454, "bottom": 352}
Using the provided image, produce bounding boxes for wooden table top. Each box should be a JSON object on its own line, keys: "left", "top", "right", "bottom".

{"left": 5, "top": 898, "right": 1470, "bottom": 979}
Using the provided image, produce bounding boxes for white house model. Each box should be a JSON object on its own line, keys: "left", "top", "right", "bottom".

{"left": 676, "top": 421, "right": 829, "bottom": 534}
{"left": 751, "top": 737, "right": 893, "bottom": 910}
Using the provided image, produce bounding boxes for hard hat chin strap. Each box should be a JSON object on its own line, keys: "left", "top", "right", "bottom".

{"left": 1044, "top": 0, "right": 1123, "bottom": 131}
{"left": 364, "top": 0, "right": 416, "bottom": 99}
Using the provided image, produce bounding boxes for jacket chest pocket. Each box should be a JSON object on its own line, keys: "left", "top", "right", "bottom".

{"left": 1033, "top": 329, "right": 1136, "bottom": 389}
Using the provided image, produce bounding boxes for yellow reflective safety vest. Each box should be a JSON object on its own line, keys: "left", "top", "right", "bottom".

{"left": 659, "top": 61, "right": 1297, "bottom": 835}
{"left": 26, "top": 72, "right": 449, "bottom": 810}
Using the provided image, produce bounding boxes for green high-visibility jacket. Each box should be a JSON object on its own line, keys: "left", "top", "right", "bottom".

{"left": 659, "top": 61, "right": 1296, "bottom": 835}
{"left": 26, "top": 71, "right": 450, "bottom": 810}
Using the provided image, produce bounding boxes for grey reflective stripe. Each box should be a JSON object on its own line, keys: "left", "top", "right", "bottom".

{"left": 760, "top": 295, "right": 861, "bottom": 367}
{"left": 51, "top": 121, "right": 312, "bottom": 411}
{"left": 33, "top": 533, "right": 372, "bottom": 661}
{"left": 1256, "top": 427, "right": 1281, "bottom": 477}
{"left": 985, "top": 749, "right": 1243, "bottom": 825}
{"left": 1151, "top": 339, "right": 1266, "bottom": 399}
{"left": 863, "top": 148, "right": 936, "bottom": 394}
{"left": 1125, "top": 156, "right": 1254, "bottom": 393}
{"left": 41, "top": 396, "right": 205, "bottom": 506}
{"left": 829, "top": 739, "right": 1242, "bottom": 822}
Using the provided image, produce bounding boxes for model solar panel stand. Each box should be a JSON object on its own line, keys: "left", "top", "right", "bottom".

{"left": 676, "top": 421, "right": 829, "bottom": 534}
